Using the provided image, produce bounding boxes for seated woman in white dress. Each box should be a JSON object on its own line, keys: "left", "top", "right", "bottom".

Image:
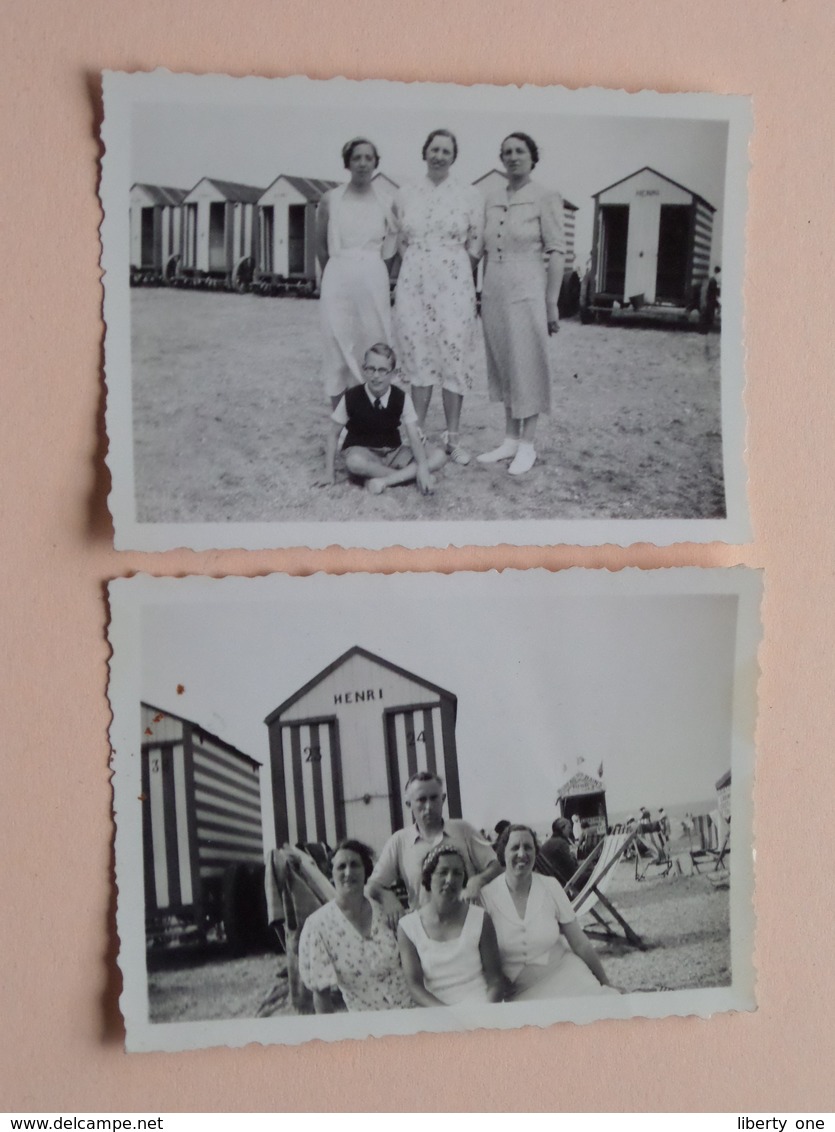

{"left": 397, "top": 845, "right": 503, "bottom": 1006}
{"left": 316, "top": 137, "right": 397, "bottom": 407}
{"left": 480, "top": 824, "right": 621, "bottom": 1001}
{"left": 299, "top": 839, "right": 414, "bottom": 1013}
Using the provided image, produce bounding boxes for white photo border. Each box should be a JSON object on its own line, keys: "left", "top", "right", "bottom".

{"left": 101, "top": 70, "right": 752, "bottom": 550}
{"left": 109, "top": 568, "right": 760, "bottom": 1052}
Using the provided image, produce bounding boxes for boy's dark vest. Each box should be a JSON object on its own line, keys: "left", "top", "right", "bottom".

{"left": 343, "top": 384, "right": 405, "bottom": 450}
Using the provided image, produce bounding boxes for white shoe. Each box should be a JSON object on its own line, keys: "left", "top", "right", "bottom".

{"left": 476, "top": 438, "right": 519, "bottom": 464}
{"left": 442, "top": 431, "right": 471, "bottom": 466}
{"left": 508, "top": 444, "right": 536, "bottom": 475}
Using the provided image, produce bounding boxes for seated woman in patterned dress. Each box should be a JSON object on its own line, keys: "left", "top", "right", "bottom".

{"left": 298, "top": 839, "right": 415, "bottom": 1013}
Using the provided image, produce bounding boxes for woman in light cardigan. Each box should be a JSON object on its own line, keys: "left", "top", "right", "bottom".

{"left": 481, "top": 824, "right": 621, "bottom": 1000}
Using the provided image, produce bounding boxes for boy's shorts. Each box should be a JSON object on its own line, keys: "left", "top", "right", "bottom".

{"left": 364, "top": 445, "right": 415, "bottom": 469}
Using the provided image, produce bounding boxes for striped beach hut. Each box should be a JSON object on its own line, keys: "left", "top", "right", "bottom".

{"left": 180, "top": 177, "right": 264, "bottom": 287}
{"left": 129, "top": 184, "right": 188, "bottom": 283}
{"left": 255, "top": 175, "right": 339, "bottom": 291}
{"left": 589, "top": 166, "right": 715, "bottom": 308}
{"left": 141, "top": 703, "right": 264, "bottom": 946}
{"left": 265, "top": 647, "right": 461, "bottom": 856}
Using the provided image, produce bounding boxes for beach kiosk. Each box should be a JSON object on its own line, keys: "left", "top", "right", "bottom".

{"left": 265, "top": 646, "right": 461, "bottom": 855}
{"left": 585, "top": 166, "right": 716, "bottom": 317}
{"left": 255, "top": 175, "right": 339, "bottom": 293}
{"left": 129, "top": 184, "right": 188, "bottom": 285}
{"left": 557, "top": 771, "right": 609, "bottom": 841}
{"left": 179, "top": 177, "right": 264, "bottom": 288}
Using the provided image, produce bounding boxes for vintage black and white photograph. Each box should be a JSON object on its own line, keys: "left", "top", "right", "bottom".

{"left": 101, "top": 72, "right": 751, "bottom": 550}
{"left": 108, "top": 568, "right": 760, "bottom": 1052}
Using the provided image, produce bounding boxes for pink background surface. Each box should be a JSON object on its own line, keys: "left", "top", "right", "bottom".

{"left": 2, "top": 0, "right": 833, "bottom": 1112}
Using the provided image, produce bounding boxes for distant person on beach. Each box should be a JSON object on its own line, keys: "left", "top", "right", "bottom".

{"left": 658, "top": 808, "right": 671, "bottom": 839}
{"left": 367, "top": 770, "right": 502, "bottom": 924}
{"left": 317, "top": 343, "right": 446, "bottom": 495}
{"left": 316, "top": 137, "right": 397, "bottom": 408}
{"left": 493, "top": 819, "right": 511, "bottom": 844}
{"left": 535, "top": 817, "right": 577, "bottom": 886}
{"left": 699, "top": 266, "right": 721, "bottom": 334}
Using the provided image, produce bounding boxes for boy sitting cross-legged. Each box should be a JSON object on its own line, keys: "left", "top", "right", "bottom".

{"left": 319, "top": 343, "right": 446, "bottom": 495}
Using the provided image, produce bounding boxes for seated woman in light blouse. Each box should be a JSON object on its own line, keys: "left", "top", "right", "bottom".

{"left": 480, "top": 824, "right": 620, "bottom": 1001}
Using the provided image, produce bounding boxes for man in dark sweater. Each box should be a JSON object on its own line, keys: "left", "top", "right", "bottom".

{"left": 536, "top": 817, "right": 578, "bottom": 886}
{"left": 320, "top": 343, "right": 446, "bottom": 494}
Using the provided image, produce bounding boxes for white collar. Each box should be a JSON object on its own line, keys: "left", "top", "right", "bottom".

{"left": 364, "top": 384, "right": 392, "bottom": 408}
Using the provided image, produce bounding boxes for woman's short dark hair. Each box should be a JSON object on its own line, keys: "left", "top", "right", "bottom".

{"left": 342, "top": 137, "right": 381, "bottom": 170}
{"left": 422, "top": 128, "right": 458, "bottom": 163}
{"left": 500, "top": 132, "right": 540, "bottom": 169}
{"left": 421, "top": 845, "right": 468, "bottom": 891}
{"left": 494, "top": 823, "right": 540, "bottom": 867}
{"left": 333, "top": 838, "right": 375, "bottom": 881}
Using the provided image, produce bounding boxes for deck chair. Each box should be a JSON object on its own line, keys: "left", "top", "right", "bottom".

{"left": 565, "top": 830, "right": 647, "bottom": 950}
{"left": 634, "top": 827, "right": 675, "bottom": 880}
{"left": 259, "top": 846, "right": 336, "bottom": 1016}
{"left": 689, "top": 812, "right": 729, "bottom": 875}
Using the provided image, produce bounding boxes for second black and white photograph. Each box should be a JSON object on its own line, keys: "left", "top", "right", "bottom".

{"left": 109, "top": 568, "right": 760, "bottom": 1052}
{"left": 101, "top": 72, "right": 751, "bottom": 549}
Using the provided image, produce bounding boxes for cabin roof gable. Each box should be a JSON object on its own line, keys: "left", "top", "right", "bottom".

{"left": 265, "top": 645, "right": 457, "bottom": 723}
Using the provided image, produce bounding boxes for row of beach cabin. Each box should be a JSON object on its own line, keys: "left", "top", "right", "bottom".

{"left": 129, "top": 165, "right": 716, "bottom": 312}
{"left": 140, "top": 645, "right": 730, "bottom": 953}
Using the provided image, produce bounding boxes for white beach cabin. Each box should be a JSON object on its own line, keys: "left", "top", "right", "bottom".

{"left": 265, "top": 646, "right": 461, "bottom": 855}
{"left": 129, "top": 184, "right": 188, "bottom": 282}
{"left": 255, "top": 175, "right": 338, "bottom": 289}
{"left": 180, "top": 178, "right": 264, "bottom": 285}
{"left": 590, "top": 166, "right": 715, "bottom": 308}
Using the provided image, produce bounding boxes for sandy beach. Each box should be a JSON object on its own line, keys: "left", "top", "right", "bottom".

{"left": 131, "top": 289, "right": 724, "bottom": 525}
{"left": 147, "top": 849, "right": 730, "bottom": 1024}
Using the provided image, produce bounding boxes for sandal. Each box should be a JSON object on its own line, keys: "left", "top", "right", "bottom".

{"left": 442, "top": 430, "right": 471, "bottom": 466}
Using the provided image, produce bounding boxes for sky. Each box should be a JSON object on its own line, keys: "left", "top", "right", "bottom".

{"left": 130, "top": 84, "right": 730, "bottom": 266}
{"left": 137, "top": 573, "right": 743, "bottom": 839}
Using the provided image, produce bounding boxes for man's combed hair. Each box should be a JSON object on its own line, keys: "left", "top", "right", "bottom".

{"left": 405, "top": 769, "right": 444, "bottom": 792}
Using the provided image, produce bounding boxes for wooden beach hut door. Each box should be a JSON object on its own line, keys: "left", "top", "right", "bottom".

{"left": 655, "top": 205, "right": 691, "bottom": 304}
{"left": 598, "top": 205, "right": 629, "bottom": 296}
{"left": 140, "top": 207, "right": 160, "bottom": 268}
{"left": 272, "top": 718, "right": 348, "bottom": 849}
{"left": 384, "top": 702, "right": 460, "bottom": 830}
{"left": 287, "top": 205, "right": 306, "bottom": 275}
{"left": 208, "top": 202, "right": 227, "bottom": 272}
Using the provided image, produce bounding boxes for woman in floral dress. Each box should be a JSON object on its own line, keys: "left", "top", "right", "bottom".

{"left": 298, "top": 839, "right": 414, "bottom": 1013}
{"left": 392, "top": 129, "right": 484, "bottom": 464}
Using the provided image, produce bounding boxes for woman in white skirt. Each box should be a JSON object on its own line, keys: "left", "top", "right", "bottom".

{"left": 481, "top": 824, "right": 621, "bottom": 1001}
{"left": 316, "top": 137, "right": 397, "bottom": 407}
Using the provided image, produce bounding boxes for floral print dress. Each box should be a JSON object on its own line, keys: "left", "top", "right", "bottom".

{"left": 393, "top": 177, "right": 483, "bottom": 394}
{"left": 298, "top": 899, "right": 415, "bottom": 1012}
